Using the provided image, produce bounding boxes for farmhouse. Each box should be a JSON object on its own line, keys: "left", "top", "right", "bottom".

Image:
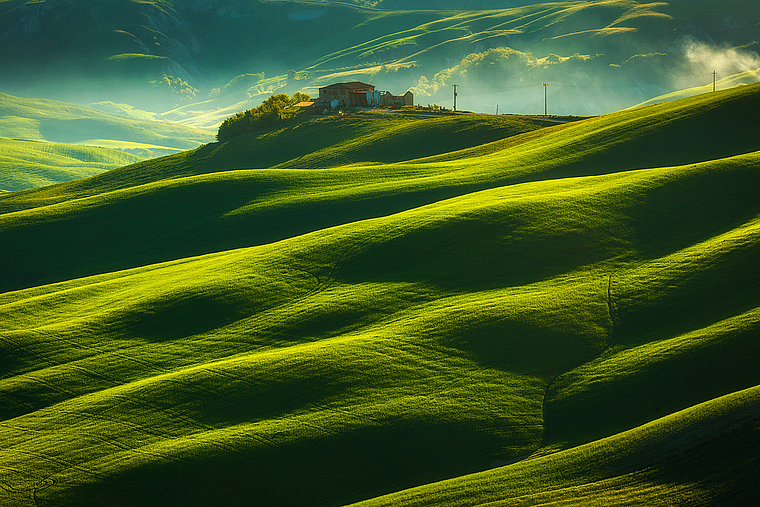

{"left": 319, "top": 82, "right": 376, "bottom": 107}
{"left": 315, "top": 82, "right": 414, "bottom": 109}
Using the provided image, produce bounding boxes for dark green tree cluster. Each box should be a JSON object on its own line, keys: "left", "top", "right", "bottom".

{"left": 216, "top": 92, "right": 311, "bottom": 142}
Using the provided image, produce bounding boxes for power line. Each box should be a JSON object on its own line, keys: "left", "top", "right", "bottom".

{"left": 436, "top": 68, "right": 746, "bottom": 115}
{"left": 431, "top": 68, "right": 757, "bottom": 93}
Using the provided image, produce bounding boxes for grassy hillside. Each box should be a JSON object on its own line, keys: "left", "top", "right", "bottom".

{"left": 1, "top": 84, "right": 758, "bottom": 291}
{"left": 0, "top": 137, "right": 141, "bottom": 191}
{"left": 0, "top": 91, "right": 213, "bottom": 189}
{"left": 354, "top": 385, "right": 760, "bottom": 506}
{"left": 0, "top": 92, "right": 212, "bottom": 150}
{"left": 0, "top": 111, "right": 555, "bottom": 211}
{"left": 634, "top": 69, "right": 760, "bottom": 107}
{"left": 1, "top": 85, "right": 759, "bottom": 505}
{"left": 209, "top": 112, "right": 563, "bottom": 170}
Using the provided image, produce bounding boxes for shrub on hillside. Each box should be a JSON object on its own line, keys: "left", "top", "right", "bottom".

{"left": 289, "top": 92, "right": 311, "bottom": 106}
{"left": 217, "top": 92, "right": 310, "bottom": 142}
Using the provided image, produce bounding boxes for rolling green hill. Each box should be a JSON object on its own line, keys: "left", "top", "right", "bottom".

{"left": 354, "top": 385, "right": 760, "bottom": 506}
{"left": 1, "top": 85, "right": 759, "bottom": 505}
{"left": 1, "top": 84, "right": 757, "bottom": 291}
{"left": 0, "top": 137, "right": 141, "bottom": 191}
{"left": 0, "top": 111, "right": 557, "bottom": 213}
{"left": 0, "top": 92, "right": 213, "bottom": 150}
{"left": 0, "top": 91, "right": 213, "bottom": 189}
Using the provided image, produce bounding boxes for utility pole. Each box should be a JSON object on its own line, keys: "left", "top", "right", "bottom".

{"left": 496, "top": 105, "right": 499, "bottom": 115}
{"left": 453, "top": 84, "right": 458, "bottom": 112}
{"left": 713, "top": 70, "right": 717, "bottom": 92}
{"left": 543, "top": 83, "right": 549, "bottom": 116}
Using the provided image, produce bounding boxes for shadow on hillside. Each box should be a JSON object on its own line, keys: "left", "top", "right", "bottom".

{"left": 631, "top": 157, "right": 760, "bottom": 260}
{"left": 112, "top": 291, "right": 253, "bottom": 342}
{"left": 440, "top": 318, "right": 606, "bottom": 377}
{"left": 338, "top": 214, "right": 625, "bottom": 291}
{"left": 42, "top": 417, "right": 529, "bottom": 507}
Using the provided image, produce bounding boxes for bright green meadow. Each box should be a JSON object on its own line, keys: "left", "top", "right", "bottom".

{"left": 0, "top": 137, "right": 142, "bottom": 192}
{"left": 0, "top": 84, "right": 759, "bottom": 505}
{"left": 0, "top": 92, "right": 212, "bottom": 149}
{"left": 0, "top": 91, "right": 214, "bottom": 190}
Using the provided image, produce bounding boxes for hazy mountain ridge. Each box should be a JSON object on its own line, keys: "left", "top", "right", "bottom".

{"left": 2, "top": 0, "right": 759, "bottom": 119}
{"left": 0, "top": 0, "right": 391, "bottom": 107}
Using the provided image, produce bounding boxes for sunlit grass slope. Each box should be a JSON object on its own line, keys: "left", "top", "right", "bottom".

{"left": 0, "top": 92, "right": 213, "bottom": 189}
{"left": 0, "top": 92, "right": 212, "bottom": 151}
{"left": 270, "top": 113, "right": 559, "bottom": 169}
{"left": 1, "top": 85, "right": 758, "bottom": 293}
{"left": 354, "top": 385, "right": 760, "bottom": 506}
{"left": 1, "top": 145, "right": 759, "bottom": 505}
{"left": 0, "top": 137, "right": 141, "bottom": 191}
{"left": 0, "top": 112, "right": 551, "bottom": 212}
{"left": 1, "top": 85, "right": 759, "bottom": 505}
{"left": 634, "top": 70, "right": 760, "bottom": 107}
{"left": 0, "top": 185, "right": 614, "bottom": 505}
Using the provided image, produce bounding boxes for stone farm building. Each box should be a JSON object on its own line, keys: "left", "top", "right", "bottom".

{"left": 315, "top": 82, "right": 414, "bottom": 109}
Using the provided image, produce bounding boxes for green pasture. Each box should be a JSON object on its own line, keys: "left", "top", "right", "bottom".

{"left": 0, "top": 92, "right": 212, "bottom": 150}
{"left": 0, "top": 92, "right": 213, "bottom": 189}
{"left": 1, "top": 85, "right": 759, "bottom": 505}
{"left": 354, "top": 385, "right": 760, "bottom": 506}
{"left": 0, "top": 137, "right": 141, "bottom": 191}
{"left": 634, "top": 69, "right": 760, "bottom": 107}
{"left": 210, "top": 112, "right": 558, "bottom": 170}
{"left": 1, "top": 84, "right": 758, "bottom": 290}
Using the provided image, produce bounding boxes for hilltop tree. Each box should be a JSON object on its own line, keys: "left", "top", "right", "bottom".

{"left": 257, "top": 93, "right": 291, "bottom": 124}
{"left": 290, "top": 92, "right": 311, "bottom": 105}
{"left": 216, "top": 93, "right": 302, "bottom": 142}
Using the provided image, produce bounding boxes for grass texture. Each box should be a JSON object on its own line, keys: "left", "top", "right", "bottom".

{"left": 1, "top": 84, "right": 759, "bottom": 505}
{"left": 0, "top": 92, "right": 213, "bottom": 151}
{"left": 0, "top": 137, "right": 141, "bottom": 192}
{"left": 0, "top": 91, "right": 214, "bottom": 190}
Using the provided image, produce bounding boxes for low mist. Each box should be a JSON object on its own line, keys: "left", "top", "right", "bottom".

{"left": 683, "top": 38, "right": 760, "bottom": 78}
{"left": 388, "top": 39, "right": 760, "bottom": 116}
